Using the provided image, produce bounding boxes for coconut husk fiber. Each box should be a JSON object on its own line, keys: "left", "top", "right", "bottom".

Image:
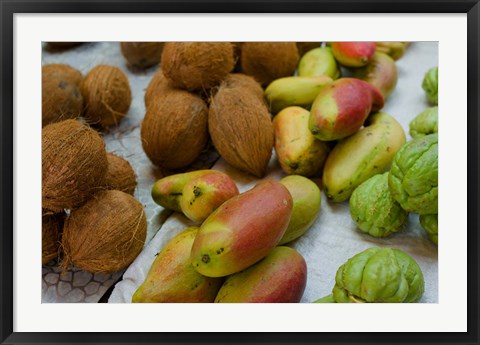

{"left": 209, "top": 84, "right": 274, "bottom": 177}
{"left": 161, "top": 42, "right": 235, "bottom": 91}
{"left": 144, "top": 69, "right": 177, "bottom": 109}
{"left": 141, "top": 89, "right": 209, "bottom": 169}
{"left": 104, "top": 153, "right": 137, "bottom": 195}
{"left": 42, "top": 212, "right": 65, "bottom": 265}
{"left": 42, "top": 64, "right": 84, "bottom": 127}
{"left": 61, "top": 190, "right": 147, "bottom": 274}
{"left": 241, "top": 42, "right": 300, "bottom": 86}
{"left": 120, "top": 42, "right": 165, "bottom": 69}
{"left": 80, "top": 65, "right": 132, "bottom": 128}
{"left": 42, "top": 119, "right": 108, "bottom": 212}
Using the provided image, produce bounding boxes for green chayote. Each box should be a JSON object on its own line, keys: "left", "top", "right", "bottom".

{"left": 314, "top": 247, "right": 425, "bottom": 303}
{"left": 422, "top": 67, "right": 438, "bottom": 105}
{"left": 388, "top": 133, "right": 438, "bottom": 215}
{"left": 409, "top": 106, "right": 438, "bottom": 138}
{"left": 419, "top": 214, "right": 438, "bottom": 245}
{"left": 350, "top": 173, "right": 408, "bottom": 238}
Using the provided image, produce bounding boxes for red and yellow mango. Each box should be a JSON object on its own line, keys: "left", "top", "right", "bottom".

{"left": 308, "top": 78, "right": 384, "bottom": 141}
{"left": 132, "top": 227, "right": 223, "bottom": 303}
{"left": 331, "top": 42, "right": 376, "bottom": 67}
{"left": 274, "top": 106, "right": 329, "bottom": 177}
{"left": 151, "top": 170, "right": 214, "bottom": 212}
{"left": 190, "top": 180, "right": 293, "bottom": 277}
{"left": 214, "top": 246, "right": 307, "bottom": 303}
{"left": 180, "top": 172, "right": 239, "bottom": 223}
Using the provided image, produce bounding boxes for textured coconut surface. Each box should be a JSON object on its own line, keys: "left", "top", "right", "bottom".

{"left": 41, "top": 41, "right": 438, "bottom": 303}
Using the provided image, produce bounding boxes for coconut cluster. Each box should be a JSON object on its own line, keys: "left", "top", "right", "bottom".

{"left": 42, "top": 119, "right": 144, "bottom": 273}
{"left": 42, "top": 62, "right": 133, "bottom": 130}
{"left": 141, "top": 42, "right": 303, "bottom": 177}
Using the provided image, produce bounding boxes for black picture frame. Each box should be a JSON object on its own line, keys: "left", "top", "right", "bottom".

{"left": 1, "top": 1, "right": 479, "bottom": 344}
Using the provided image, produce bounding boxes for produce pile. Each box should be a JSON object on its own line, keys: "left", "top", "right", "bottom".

{"left": 42, "top": 41, "right": 438, "bottom": 303}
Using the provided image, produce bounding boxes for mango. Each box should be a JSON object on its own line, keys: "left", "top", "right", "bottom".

{"left": 376, "top": 42, "right": 408, "bottom": 61}
{"left": 279, "top": 175, "right": 321, "bottom": 244}
{"left": 151, "top": 170, "right": 216, "bottom": 212}
{"left": 331, "top": 42, "right": 376, "bottom": 67}
{"left": 323, "top": 112, "right": 406, "bottom": 202}
{"left": 297, "top": 47, "right": 340, "bottom": 79}
{"left": 264, "top": 76, "right": 332, "bottom": 114}
{"left": 353, "top": 52, "right": 398, "bottom": 99}
{"left": 309, "top": 78, "right": 384, "bottom": 141}
{"left": 179, "top": 171, "right": 239, "bottom": 223}
{"left": 132, "top": 227, "right": 223, "bottom": 303}
{"left": 273, "top": 106, "right": 329, "bottom": 177}
{"left": 214, "top": 246, "right": 307, "bottom": 303}
{"left": 190, "top": 180, "right": 293, "bottom": 277}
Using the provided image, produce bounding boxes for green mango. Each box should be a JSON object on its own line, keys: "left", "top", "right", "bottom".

{"left": 297, "top": 47, "right": 340, "bottom": 79}
{"left": 214, "top": 246, "right": 307, "bottom": 303}
{"left": 375, "top": 42, "right": 409, "bottom": 61}
{"left": 279, "top": 175, "right": 321, "bottom": 244}
{"left": 264, "top": 75, "right": 332, "bottom": 114}
{"left": 132, "top": 227, "right": 223, "bottom": 303}
{"left": 323, "top": 112, "right": 406, "bottom": 202}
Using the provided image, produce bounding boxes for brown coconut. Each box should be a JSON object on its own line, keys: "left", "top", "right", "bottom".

{"left": 296, "top": 42, "right": 322, "bottom": 56}
{"left": 104, "top": 153, "right": 137, "bottom": 195}
{"left": 241, "top": 42, "right": 300, "bottom": 86}
{"left": 61, "top": 190, "right": 147, "bottom": 274}
{"left": 144, "top": 69, "right": 177, "bottom": 109}
{"left": 209, "top": 85, "right": 274, "bottom": 177}
{"left": 42, "top": 64, "right": 84, "bottom": 127}
{"left": 43, "top": 64, "right": 83, "bottom": 85}
{"left": 141, "top": 89, "right": 209, "bottom": 169}
{"left": 218, "top": 73, "right": 265, "bottom": 103}
{"left": 42, "top": 212, "right": 65, "bottom": 265}
{"left": 42, "top": 119, "right": 108, "bottom": 212}
{"left": 80, "top": 65, "right": 132, "bottom": 128}
{"left": 120, "top": 42, "right": 165, "bottom": 69}
{"left": 161, "top": 42, "right": 235, "bottom": 91}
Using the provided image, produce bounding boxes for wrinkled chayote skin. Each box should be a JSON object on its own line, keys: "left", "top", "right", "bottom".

{"left": 419, "top": 214, "right": 438, "bottom": 245}
{"left": 350, "top": 173, "right": 408, "bottom": 238}
{"left": 409, "top": 106, "right": 438, "bottom": 138}
{"left": 422, "top": 66, "right": 438, "bottom": 105}
{"left": 388, "top": 133, "right": 438, "bottom": 215}
{"left": 314, "top": 247, "right": 425, "bottom": 303}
